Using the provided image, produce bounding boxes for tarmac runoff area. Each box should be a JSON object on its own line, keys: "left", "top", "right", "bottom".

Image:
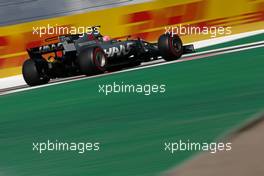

{"left": 165, "top": 114, "right": 264, "bottom": 176}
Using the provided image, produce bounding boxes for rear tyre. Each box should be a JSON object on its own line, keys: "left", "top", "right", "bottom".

{"left": 158, "top": 34, "right": 183, "bottom": 61}
{"left": 22, "top": 59, "right": 50, "bottom": 86}
{"left": 78, "top": 47, "right": 107, "bottom": 75}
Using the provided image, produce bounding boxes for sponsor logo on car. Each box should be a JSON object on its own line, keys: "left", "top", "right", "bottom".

{"left": 104, "top": 43, "right": 133, "bottom": 57}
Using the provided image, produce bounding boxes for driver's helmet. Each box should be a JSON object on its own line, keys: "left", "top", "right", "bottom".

{"left": 103, "top": 35, "right": 111, "bottom": 42}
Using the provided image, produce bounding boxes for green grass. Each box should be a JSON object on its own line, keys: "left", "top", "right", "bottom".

{"left": 0, "top": 47, "right": 264, "bottom": 176}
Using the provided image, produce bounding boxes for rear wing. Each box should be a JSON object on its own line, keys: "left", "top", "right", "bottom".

{"left": 27, "top": 43, "right": 64, "bottom": 58}
{"left": 27, "top": 25, "right": 102, "bottom": 58}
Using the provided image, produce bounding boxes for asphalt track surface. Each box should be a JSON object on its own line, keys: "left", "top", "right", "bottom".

{"left": 1, "top": 40, "right": 264, "bottom": 95}
{"left": 0, "top": 40, "right": 264, "bottom": 176}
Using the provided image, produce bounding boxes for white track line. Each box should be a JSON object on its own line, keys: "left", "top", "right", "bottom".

{"left": 1, "top": 41, "right": 263, "bottom": 96}
{"left": 190, "top": 29, "right": 264, "bottom": 49}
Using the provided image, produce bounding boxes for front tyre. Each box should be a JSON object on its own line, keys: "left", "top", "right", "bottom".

{"left": 158, "top": 34, "right": 183, "bottom": 61}
{"left": 78, "top": 47, "right": 107, "bottom": 75}
{"left": 22, "top": 59, "right": 50, "bottom": 86}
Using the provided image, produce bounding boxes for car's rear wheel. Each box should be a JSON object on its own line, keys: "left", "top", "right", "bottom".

{"left": 78, "top": 47, "right": 107, "bottom": 75}
{"left": 158, "top": 34, "right": 183, "bottom": 61}
{"left": 22, "top": 59, "right": 50, "bottom": 86}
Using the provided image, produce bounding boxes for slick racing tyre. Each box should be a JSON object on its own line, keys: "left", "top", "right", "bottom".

{"left": 158, "top": 34, "right": 183, "bottom": 61}
{"left": 22, "top": 59, "right": 50, "bottom": 86}
{"left": 78, "top": 47, "right": 107, "bottom": 75}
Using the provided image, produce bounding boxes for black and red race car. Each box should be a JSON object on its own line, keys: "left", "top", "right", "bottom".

{"left": 22, "top": 27, "right": 195, "bottom": 86}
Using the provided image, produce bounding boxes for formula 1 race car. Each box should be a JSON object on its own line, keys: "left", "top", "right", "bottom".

{"left": 22, "top": 27, "right": 195, "bottom": 86}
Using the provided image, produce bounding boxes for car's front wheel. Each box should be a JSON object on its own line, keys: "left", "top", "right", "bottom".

{"left": 158, "top": 34, "right": 183, "bottom": 61}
